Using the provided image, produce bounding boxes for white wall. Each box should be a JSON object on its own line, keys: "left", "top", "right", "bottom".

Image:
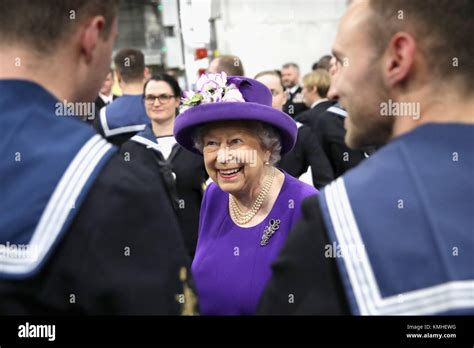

{"left": 180, "top": 0, "right": 213, "bottom": 88}
{"left": 214, "top": 0, "right": 347, "bottom": 78}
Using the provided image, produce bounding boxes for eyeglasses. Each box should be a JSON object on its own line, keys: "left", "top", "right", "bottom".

{"left": 144, "top": 94, "right": 176, "bottom": 104}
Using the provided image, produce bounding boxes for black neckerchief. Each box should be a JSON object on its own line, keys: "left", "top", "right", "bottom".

{"left": 150, "top": 144, "right": 181, "bottom": 211}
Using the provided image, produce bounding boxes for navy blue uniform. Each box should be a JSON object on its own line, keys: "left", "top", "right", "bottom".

{"left": 313, "top": 103, "right": 369, "bottom": 178}
{"left": 278, "top": 123, "right": 334, "bottom": 189}
{"left": 94, "top": 94, "right": 150, "bottom": 146}
{"left": 121, "top": 126, "right": 208, "bottom": 259}
{"left": 0, "top": 80, "right": 195, "bottom": 314}
{"left": 259, "top": 123, "right": 474, "bottom": 315}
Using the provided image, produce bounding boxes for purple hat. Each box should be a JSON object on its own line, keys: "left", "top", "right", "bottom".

{"left": 173, "top": 72, "right": 297, "bottom": 155}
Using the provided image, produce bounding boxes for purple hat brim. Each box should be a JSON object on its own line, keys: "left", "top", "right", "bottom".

{"left": 174, "top": 102, "right": 297, "bottom": 156}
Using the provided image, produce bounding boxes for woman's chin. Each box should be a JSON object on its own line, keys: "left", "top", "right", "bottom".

{"left": 150, "top": 113, "right": 170, "bottom": 122}
{"left": 217, "top": 180, "right": 242, "bottom": 195}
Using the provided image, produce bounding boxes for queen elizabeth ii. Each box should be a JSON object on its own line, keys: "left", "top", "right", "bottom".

{"left": 174, "top": 72, "right": 318, "bottom": 315}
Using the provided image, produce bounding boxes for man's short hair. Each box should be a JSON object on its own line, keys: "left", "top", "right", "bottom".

{"left": 113, "top": 48, "right": 145, "bottom": 84}
{"left": 0, "top": 0, "right": 119, "bottom": 54}
{"left": 369, "top": 0, "right": 474, "bottom": 92}
{"left": 282, "top": 63, "right": 300, "bottom": 71}
{"left": 315, "top": 55, "right": 332, "bottom": 71}
{"left": 303, "top": 69, "right": 331, "bottom": 98}
{"left": 213, "top": 55, "right": 245, "bottom": 76}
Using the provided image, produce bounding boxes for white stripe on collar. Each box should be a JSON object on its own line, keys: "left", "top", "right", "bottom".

{"left": 100, "top": 107, "right": 146, "bottom": 137}
{"left": 131, "top": 135, "right": 177, "bottom": 160}
{"left": 324, "top": 178, "right": 474, "bottom": 315}
{"left": 327, "top": 106, "right": 348, "bottom": 117}
{"left": 130, "top": 135, "right": 161, "bottom": 152}
{"left": 0, "top": 135, "right": 113, "bottom": 275}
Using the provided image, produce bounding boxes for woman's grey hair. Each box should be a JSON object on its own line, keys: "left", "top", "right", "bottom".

{"left": 192, "top": 121, "right": 282, "bottom": 165}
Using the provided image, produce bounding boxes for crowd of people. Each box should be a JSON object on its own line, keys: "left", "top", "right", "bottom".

{"left": 0, "top": 0, "right": 472, "bottom": 317}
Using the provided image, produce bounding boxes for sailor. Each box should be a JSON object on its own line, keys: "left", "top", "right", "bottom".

{"left": 94, "top": 48, "right": 151, "bottom": 146}
{"left": 312, "top": 102, "right": 371, "bottom": 178}
{"left": 0, "top": 0, "right": 195, "bottom": 315}
{"left": 259, "top": 0, "right": 474, "bottom": 315}
{"left": 121, "top": 74, "right": 208, "bottom": 259}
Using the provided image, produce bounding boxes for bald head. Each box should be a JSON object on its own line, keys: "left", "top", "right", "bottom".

{"left": 333, "top": 0, "right": 375, "bottom": 60}
{"left": 208, "top": 55, "right": 245, "bottom": 76}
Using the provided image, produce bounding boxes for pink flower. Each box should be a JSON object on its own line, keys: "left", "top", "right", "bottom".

{"left": 180, "top": 72, "right": 245, "bottom": 113}
{"left": 196, "top": 72, "right": 227, "bottom": 92}
{"left": 221, "top": 84, "right": 245, "bottom": 102}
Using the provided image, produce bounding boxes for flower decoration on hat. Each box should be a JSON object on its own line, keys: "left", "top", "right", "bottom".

{"left": 180, "top": 72, "right": 245, "bottom": 113}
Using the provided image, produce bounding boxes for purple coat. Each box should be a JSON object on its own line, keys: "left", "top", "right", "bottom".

{"left": 192, "top": 171, "right": 318, "bottom": 315}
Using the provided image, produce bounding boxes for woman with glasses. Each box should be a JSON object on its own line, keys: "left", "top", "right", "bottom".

{"left": 121, "top": 74, "right": 208, "bottom": 259}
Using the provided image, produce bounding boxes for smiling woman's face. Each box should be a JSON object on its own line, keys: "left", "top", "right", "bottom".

{"left": 202, "top": 122, "right": 269, "bottom": 196}
{"left": 144, "top": 80, "right": 180, "bottom": 122}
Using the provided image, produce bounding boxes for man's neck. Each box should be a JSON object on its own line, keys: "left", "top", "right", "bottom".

{"left": 310, "top": 97, "right": 327, "bottom": 109}
{"left": 391, "top": 89, "right": 474, "bottom": 140}
{"left": 0, "top": 47, "right": 77, "bottom": 102}
{"left": 151, "top": 117, "right": 175, "bottom": 137}
{"left": 120, "top": 82, "right": 143, "bottom": 95}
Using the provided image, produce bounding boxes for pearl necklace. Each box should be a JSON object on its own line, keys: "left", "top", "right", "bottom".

{"left": 229, "top": 167, "right": 276, "bottom": 225}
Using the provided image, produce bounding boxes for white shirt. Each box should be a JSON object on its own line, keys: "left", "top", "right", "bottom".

{"left": 156, "top": 136, "right": 177, "bottom": 160}
{"left": 99, "top": 93, "right": 114, "bottom": 105}
{"left": 287, "top": 85, "right": 300, "bottom": 95}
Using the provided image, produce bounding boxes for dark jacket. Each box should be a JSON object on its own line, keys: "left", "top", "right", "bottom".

{"left": 310, "top": 104, "right": 368, "bottom": 178}
{"left": 283, "top": 86, "right": 308, "bottom": 118}
{"left": 278, "top": 123, "right": 334, "bottom": 189}
{"left": 121, "top": 126, "right": 208, "bottom": 259}
{"left": 295, "top": 99, "right": 336, "bottom": 127}
{"left": 0, "top": 80, "right": 194, "bottom": 315}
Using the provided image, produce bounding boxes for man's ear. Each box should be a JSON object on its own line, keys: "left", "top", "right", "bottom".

{"left": 80, "top": 16, "right": 106, "bottom": 63}
{"left": 384, "top": 32, "right": 416, "bottom": 87}
{"left": 282, "top": 90, "right": 288, "bottom": 105}
{"left": 115, "top": 70, "right": 122, "bottom": 84}
{"left": 144, "top": 67, "right": 151, "bottom": 80}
